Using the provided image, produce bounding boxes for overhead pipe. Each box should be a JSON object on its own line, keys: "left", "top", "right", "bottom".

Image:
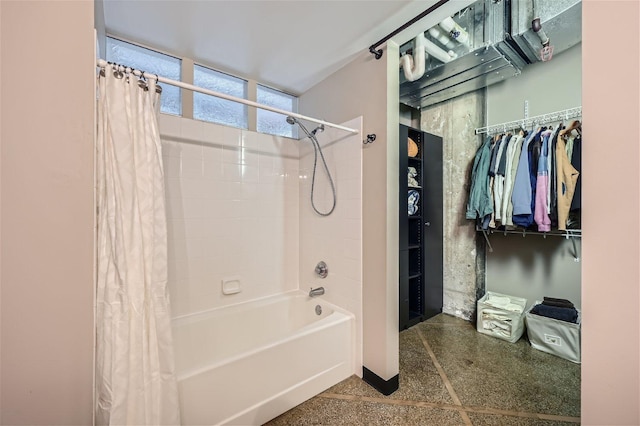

{"left": 532, "top": 17, "right": 553, "bottom": 61}
{"left": 427, "top": 26, "right": 457, "bottom": 50}
{"left": 438, "top": 16, "right": 471, "bottom": 47}
{"left": 423, "top": 36, "right": 457, "bottom": 63}
{"left": 400, "top": 33, "right": 427, "bottom": 82}
{"left": 531, "top": 17, "right": 550, "bottom": 46}
{"left": 399, "top": 32, "right": 457, "bottom": 82}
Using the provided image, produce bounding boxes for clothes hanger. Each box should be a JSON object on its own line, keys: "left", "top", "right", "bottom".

{"left": 560, "top": 120, "right": 581, "bottom": 139}
{"left": 574, "top": 120, "right": 582, "bottom": 136}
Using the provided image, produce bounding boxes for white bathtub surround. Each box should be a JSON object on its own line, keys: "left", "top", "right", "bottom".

{"left": 160, "top": 115, "right": 363, "bottom": 359}
{"left": 299, "top": 116, "right": 364, "bottom": 376}
{"left": 159, "top": 114, "right": 300, "bottom": 317}
{"left": 160, "top": 114, "right": 363, "bottom": 423}
{"left": 96, "top": 67, "right": 180, "bottom": 424}
{"left": 173, "top": 292, "right": 354, "bottom": 425}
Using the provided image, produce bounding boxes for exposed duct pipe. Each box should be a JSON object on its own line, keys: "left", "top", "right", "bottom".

{"left": 400, "top": 33, "right": 427, "bottom": 82}
{"left": 400, "top": 31, "right": 458, "bottom": 82}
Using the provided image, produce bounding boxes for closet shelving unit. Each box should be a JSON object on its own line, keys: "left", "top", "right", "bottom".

{"left": 399, "top": 125, "right": 443, "bottom": 331}
{"left": 401, "top": 126, "right": 425, "bottom": 329}
{"left": 474, "top": 105, "right": 583, "bottom": 262}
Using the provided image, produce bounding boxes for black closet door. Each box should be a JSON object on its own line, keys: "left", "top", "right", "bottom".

{"left": 398, "top": 125, "right": 410, "bottom": 329}
{"left": 422, "top": 133, "right": 443, "bottom": 319}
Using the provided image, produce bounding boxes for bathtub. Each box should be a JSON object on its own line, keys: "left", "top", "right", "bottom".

{"left": 172, "top": 291, "right": 355, "bottom": 425}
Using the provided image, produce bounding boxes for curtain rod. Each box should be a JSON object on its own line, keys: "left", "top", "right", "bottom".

{"left": 368, "top": 0, "right": 450, "bottom": 59}
{"left": 96, "top": 59, "right": 359, "bottom": 135}
{"left": 474, "top": 106, "right": 582, "bottom": 135}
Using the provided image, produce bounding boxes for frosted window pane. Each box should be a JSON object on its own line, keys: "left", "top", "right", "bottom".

{"left": 105, "top": 37, "right": 182, "bottom": 116}
{"left": 193, "top": 65, "right": 248, "bottom": 129}
{"left": 257, "top": 85, "right": 298, "bottom": 138}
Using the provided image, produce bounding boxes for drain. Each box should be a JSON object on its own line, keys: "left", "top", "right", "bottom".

{"left": 315, "top": 305, "right": 322, "bottom": 315}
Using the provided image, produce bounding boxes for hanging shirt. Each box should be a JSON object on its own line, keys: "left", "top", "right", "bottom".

{"left": 570, "top": 134, "right": 582, "bottom": 211}
{"left": 493, "top": 134, "right": 512, "bottom": 222}
{"left": 502, "top": 134, "right": 524, "bottom": 227}
{"left": 466, "top": 136, "right": 494, "bottom": 223}
{"left": 546, "top": 129, "right": 554, "bottom": 214}
{"left": 534, "top": 130, "right": 552, "bottom": 232}
{"left": 488, "top": 135, "right": 503, "bottom": 177}
{"left": 512, "top": 129, "right": 541, "bottom": 228}
{"left": 549, "top": 125, "right": 561, "bottom": 227}
{"left": 556, "top": 131, "right": 580, "bottom": 231}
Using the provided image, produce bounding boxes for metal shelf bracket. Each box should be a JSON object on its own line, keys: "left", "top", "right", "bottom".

{"left": 481, "top": 228, "right": 494, "bottom": 253}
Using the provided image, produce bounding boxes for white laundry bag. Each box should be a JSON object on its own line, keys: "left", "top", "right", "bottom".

{"left": 525, "top": 302, "right": 581, "bottom": 363}
{"left": 476, "top": 291, "right": 527, "bottom": 343}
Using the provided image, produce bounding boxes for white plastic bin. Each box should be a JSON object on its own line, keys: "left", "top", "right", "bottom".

{"left": 525, "top": 302, "right": 581, "bottom": 363}
{"left": 476, "top": 291, "right": 527, "bottom": 343}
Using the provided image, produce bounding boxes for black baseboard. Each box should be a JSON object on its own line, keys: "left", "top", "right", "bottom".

{"left": 362, "top": 366, "right": 399, "bottom": 396}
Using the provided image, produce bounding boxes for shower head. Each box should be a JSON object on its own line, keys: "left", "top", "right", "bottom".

{"left": 286, "top": 116, "right": 297, "bottom": 125}
{"left": 286, "top": 116, "right": 325, "bottom": 139}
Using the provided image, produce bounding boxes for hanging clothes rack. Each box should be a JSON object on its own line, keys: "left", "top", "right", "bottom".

{"left": 474, "top": 106, "right": 582, "bottom": 135}
{"left": 96, "top": 58, "right": 359, "bottom": 135}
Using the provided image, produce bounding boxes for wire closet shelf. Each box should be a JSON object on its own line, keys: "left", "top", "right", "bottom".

{"left": 475, "top": 106, "right": 582, "bottom": 135}
{"left": 95, "top": 58, "right": 360, "bottom": 135}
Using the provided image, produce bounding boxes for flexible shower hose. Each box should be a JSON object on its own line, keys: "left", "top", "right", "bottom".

{"left": 308, "top": 133, "right": 336, "bottom": 216}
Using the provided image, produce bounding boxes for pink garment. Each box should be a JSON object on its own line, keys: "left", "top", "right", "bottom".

{"left": 534, "top": 174, "right": 551, "bottom": 232}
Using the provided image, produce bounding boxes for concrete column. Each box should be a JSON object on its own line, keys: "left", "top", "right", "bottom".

{"left": 420, "top": 89, "right": 485, "bottom": 320}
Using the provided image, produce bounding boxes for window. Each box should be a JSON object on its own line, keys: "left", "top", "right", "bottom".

{"left": 257, "top": 85, "right": 298, "bottom": 138}
{"left": 106, "top": 37, "right": 182, "bottom": 115}
{"left": 105, "top": 38, "right": 297, "bottom": 135}
{"left": 193, "top": 65, "right": 248, "bottom": 129}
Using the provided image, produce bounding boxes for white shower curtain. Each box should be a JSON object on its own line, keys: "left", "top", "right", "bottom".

{"left": 95, "top": 64, "right": 181, "bottom": 425}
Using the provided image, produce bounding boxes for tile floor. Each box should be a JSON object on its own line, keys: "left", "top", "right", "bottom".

{"left": 266, "top": 314, "right": 580, "bottom": 425}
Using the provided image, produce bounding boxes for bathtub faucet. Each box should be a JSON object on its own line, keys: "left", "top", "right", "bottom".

{"left": 309, "top": 287, "right": 325, "bottom": 297}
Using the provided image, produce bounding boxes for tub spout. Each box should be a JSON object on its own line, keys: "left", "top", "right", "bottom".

{"left": 309, "top": 287, "right": 325, "bottom": 297}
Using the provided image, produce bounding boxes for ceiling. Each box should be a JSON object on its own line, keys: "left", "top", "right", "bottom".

{"left": 101, "top": 0, "right": 443, "bottom": 95}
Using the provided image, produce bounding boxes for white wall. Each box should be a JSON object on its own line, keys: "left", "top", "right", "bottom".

{"left": 300, "top": 47, "right": 399, "bottom": 382}
{"left": 299, "top": 116, "right": 363, "bottom": 374}
{"left": 159, "top": 114, "right": 300, "bottom": 316}
{"left": 484, "top": 43, "right": 582, "bottom": 307}
{"left": 0, "top": 1, "right": 95, "bottom": 424}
